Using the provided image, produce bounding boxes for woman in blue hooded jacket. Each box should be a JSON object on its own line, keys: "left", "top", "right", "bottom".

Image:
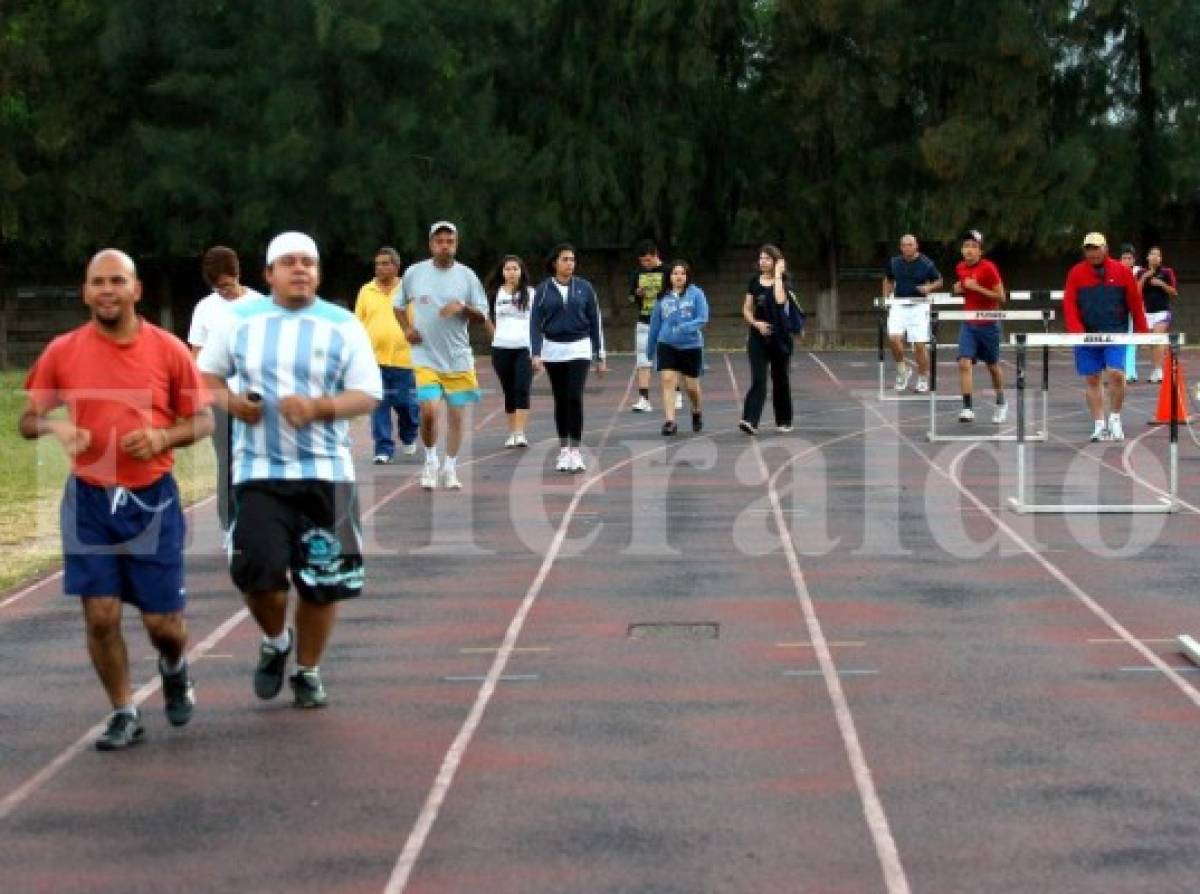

{"left": 646, "top": 260, "right": 708, "bottom": 435}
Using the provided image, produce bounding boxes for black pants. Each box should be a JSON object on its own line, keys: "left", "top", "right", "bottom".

{"left": 742, "top": 334, "right": 793, "bottom": 427}
{"left": 545, "top": 358, "right": 590, "bottom": 444}
{"left": 491, "top": 347, "right": 532, "bottom": 413}
{"left": 214, "top": 405, "right": 232, "bottom": 530}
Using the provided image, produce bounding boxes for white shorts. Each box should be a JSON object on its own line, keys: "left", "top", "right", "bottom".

{"left": 887, "top": 303, "right": 930, "bottom": 344}
{"left": 1146, "top": 310, "right": 1172, "bottom": 329}
{"left": 635, "top": 322, "right": 652, "bottom": 368}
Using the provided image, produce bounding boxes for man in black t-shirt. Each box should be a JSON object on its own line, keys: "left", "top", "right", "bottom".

{"left": 627, "top": 240, "right": 668, "bottom": 412}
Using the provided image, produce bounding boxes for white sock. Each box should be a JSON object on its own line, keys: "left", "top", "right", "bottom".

{"left": 296, "top": 665, "right": 318, "bottom": 674}
{"left": 1093, "top": 419, "right": 1106, "bottom": 430}
{"left": 425, "top": 446, "right": 439, "bottom": 465}
{"left": 265, "top": 629, "right": 291, "bottom": 652}
{"left": 114, "top": 705, "right": 138, "bottom": 718}
{"left": 442, "top": 455, "right": 457, "bottom": 471}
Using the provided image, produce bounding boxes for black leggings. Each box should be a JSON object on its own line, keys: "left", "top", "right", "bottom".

{"left": 491, "top": 347, "right": 532, "bottom": 413}
{"left": 544, "top": 358, "right": 590, "bottom": 444}
{"left": 742, "top": 334, "right": 793, "bottom": 427}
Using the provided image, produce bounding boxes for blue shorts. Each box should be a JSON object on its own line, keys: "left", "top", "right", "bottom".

{"left": 1074, "top": 345, "right": 1128, "bottom": 376}
{"left": 957, "top": 323, "right": 1001, "bottom": 365}
{"left": 61, "top": 474, "right": 187, "bottom": 614}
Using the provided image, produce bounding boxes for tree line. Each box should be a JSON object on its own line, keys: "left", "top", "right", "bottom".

{"left": 2, "top": 1, "right": 1198, "bottom": 288}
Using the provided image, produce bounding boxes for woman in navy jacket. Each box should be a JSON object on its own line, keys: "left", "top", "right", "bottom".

{"left": 530, "top": 243, "right": 607, "bottom": 473}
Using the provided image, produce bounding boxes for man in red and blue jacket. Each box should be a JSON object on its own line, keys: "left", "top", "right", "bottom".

{"left": 1063, "top": 231, "right": 1148, "bottom": 442}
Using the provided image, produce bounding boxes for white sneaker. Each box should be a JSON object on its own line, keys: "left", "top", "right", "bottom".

{"left": 631, "top": 396, "right": 652, "bottom": 412}
{"left": 674, "top": 392, "right": 684, "bottom": 410}
{"left": 894, "top": 363, "right": 912, "bottom": 391}
{"left": 504, "top": 433, "right": 518, "bottom": 449}
{"left": 569, "top": 448, "right": 587, "bottom": 473}
{"left": 777, "top": 424, "right": 793, "bottom": 433}
{"left": 513, "top": 432, "right": 528, "bottom": 447}
{"left": 1090, "top": 422, "right": 1108, "bottom": 443}
{"left": 373, "top": 454, "right": 391, "bottom": 465}
{"left": 1108, "top": 414, "right": 1124, "bottom": 442}
{"left": 420, "top": 461, "right": 439, "bottom": 489}
{"left": 992, "top": 402, "right": 1008, "bottom": 424}
{"left": 914, "top": 376, "right": 929, "bottom": 393}
{"left": 1149, "top": 371, "right": 1162, "bottom": 384}
{"left": 555, "top": 448, "right": 571, "bottom": 472}
{"left": 401, "top": 442, "right": 418, "bottom": 456}
{"left": 441, "top": 465, "right": 462, "bottom": 489}
{"left": 958, "top": 408, "right": 975, "bottom": 423}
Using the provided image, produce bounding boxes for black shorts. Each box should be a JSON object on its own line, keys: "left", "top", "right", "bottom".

{"left": 655, "top": 344, "right": 703, "bottom": 378}
{"left": 230, "top": 480, "right": 364, "bottom": 605}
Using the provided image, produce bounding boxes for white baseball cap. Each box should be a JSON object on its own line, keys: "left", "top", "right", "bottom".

{"left": 266, "top": 231, "right": 319, "bottom": 265}
{"left": 428, "top": 220, "right": 458, "bottom": 238}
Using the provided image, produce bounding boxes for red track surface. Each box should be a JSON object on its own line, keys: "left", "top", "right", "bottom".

{"left": 3, "top": 351, "right": 1200, "bottom": 893}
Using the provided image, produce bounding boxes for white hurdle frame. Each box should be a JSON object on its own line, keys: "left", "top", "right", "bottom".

{"left": 875, "top": 294, "right": 963, "bottom": 402}
{"left": 926, "top": 308, "right": 1056, "bottom": 443}
{"left": 1008, "top": 331, "right": 1185, "bottom": 514}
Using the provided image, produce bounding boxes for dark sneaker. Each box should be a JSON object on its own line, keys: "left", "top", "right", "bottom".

{"left": 661, "top": 420, "right": 677, "bottom": 436}
{"left": 254, "top": 630, "right": 292, "bottom": 700}
{"left": 290, "top": 668, "right": 328, "bottom": 709}
{"left": 160, "top": 660, "right": 195, "bottom": 727}
{"left": 692, "top": 413, "right": 703, "bottom": 433}
{"left": 95, "top": 710, "right": 145, "bottom": 751}
{"left": 738, "top": 420, "right": 758, "bottom": 436}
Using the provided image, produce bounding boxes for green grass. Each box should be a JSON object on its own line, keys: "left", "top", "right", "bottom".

{"left": 0, "top": 370, "right": 216, "bottom": 593}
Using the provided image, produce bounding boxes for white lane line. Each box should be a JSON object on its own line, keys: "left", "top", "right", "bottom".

{"left": 0, "top": 607, "right": 248, "bottom": 822}
{"left": 0, "top": 399, "right": 519, "bottom": 823}
{"left": 1088, "top": 638, "right": 1175, "bottom": 645}
{"left": 807, "top": 350, "right": 1200, "bottom": 713}
{"left": 442, "top": 675, "right": 540, "bottom": 683}
{"left": 725, "top": 354, "right": 912, "bottom": 894}
{"left": 784, "top": 669, "right": 880, "bottom": 677}
{"left": 383, "top": 368, "right": 642, "bottom": 893}
{"left": 777, "top": 641, "right": 866, "bottom": 649}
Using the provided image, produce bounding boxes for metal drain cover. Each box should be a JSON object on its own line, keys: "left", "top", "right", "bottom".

{"left": 627, "top": 622, "right": 719, "bottom": 640}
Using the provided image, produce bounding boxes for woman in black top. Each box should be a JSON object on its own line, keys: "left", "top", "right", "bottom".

{"left": 739, "top": 244, "right": 795, "bottom": 434}
{"left": 1138, "top": 246, "right": 1179, "bottom": 384}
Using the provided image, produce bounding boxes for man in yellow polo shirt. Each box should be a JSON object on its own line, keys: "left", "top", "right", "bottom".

{"left": 355, "top": 247, "right": 418, "bottom": 463}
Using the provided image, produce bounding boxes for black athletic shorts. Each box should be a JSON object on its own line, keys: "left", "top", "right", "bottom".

{"left": 655, "top": 344, "right": 703, "bottom": 379}
{"left": 230, "top": 480, "right": 364, "bottom": 605}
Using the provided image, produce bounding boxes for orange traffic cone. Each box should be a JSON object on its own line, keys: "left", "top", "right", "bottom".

{"left": 1149, "top": 351, "right": 1192, "bottom": 424}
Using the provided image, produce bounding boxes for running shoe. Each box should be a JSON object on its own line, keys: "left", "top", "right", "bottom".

{"left": 401, "top": 442, "right": 418, "bottom": 456}
{"left": 894, "top": 363, "right": 912, "bottom": 391}
{"left": 160, "top": 659, "right": 195, "bottom": 727}
{"left": 958, "top": 408, "right": 975, "bottom": 423}
{"left": 992, "top": 403, "right": 1008, "bottom": 424}
{"left": 289, "top": 668, "right": 328, "bottom": 709}
{"left": 504, "top": 433, "right": 518, "bottom": 449}
{"left": 1108, "top": 414, "right": 1125, "bottom": 442}
{"left": 738, "top": 420, "right": 758, "bottom": 436}
{"left": 420, "top": 460, "right": 439, "bottom": 489}
{"left": 513, "top": 433, "right": 528, "bottom": 447}
{"left": 675, "top": 392, "right": 684, "bottom": 410}
{"left": 441, "top": 465, "right": 462, "bottom": 489}
{"left": 254, "top": 629, "right": 292, "bottom": 700}
{"left": 95, "top": 710, "right": 144, "bottom": 751}
{"left": 692, "top": 413, "right": 703, "bottom": 433}
{"left": 372, "top": 454, "right": 391, "bottom": 465}
{"left": 569, "top": 448, "right": 587, "bottom": 473}
{"left": 555, "top": 448, "right": 572, "bottom": 472}
{"left": 914, "top": 376, "right": 929, "bottom": 394}
{"left": 631, "top": 396, "right": 652, "bottom": 412}
{"left": 1149, "top": 371, "right": 1162, "bottom": 384}
{"left": 661, "top": 420, "right": 677, "bottom": 436}
{"left": 777, "top": 424, "right": 794, "bottom": 433}
{"left": 1090, "top": 422, "right": 1108, "bottom": 443}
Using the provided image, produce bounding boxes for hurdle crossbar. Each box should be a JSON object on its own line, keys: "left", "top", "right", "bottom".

{"left": 875, "top": 296, "right": 963, "bottom": 401}
{"left": 1008, "top": 332, "right": 1185, "bottom": 514}
{"left": 1008, "top": 290, "right": 1064, "bottom": 302}
{"left": 926, "top": 308, "right": 1055, "bottom": 442}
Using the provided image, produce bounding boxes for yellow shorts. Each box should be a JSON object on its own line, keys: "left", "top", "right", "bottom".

{"left": 415, "top": 367, "right": 481, "bottom": 406}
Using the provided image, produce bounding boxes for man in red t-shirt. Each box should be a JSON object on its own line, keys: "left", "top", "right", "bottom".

{"left": 952, "top": 230, "right": 1007, "bottom": 424}
{"left": 20, "top": 249, "right": 213, "bottom": 751}
{"left": 1062, "top": 232, "right": 1148, "bottom": 441}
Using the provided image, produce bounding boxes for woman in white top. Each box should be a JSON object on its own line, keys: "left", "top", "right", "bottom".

{"left": 488, "top": 255, "right": 535, "bottom": 447}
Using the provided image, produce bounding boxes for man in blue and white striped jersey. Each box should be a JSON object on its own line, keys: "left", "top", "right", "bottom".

{"left": 199, "top": 231, "right": 382, "bottom": 709}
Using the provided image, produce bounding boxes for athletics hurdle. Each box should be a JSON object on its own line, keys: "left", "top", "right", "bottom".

{"left": 1008, "top": 332, "right": 1184, "bottom": 514}
{"left": 874, "top": 294, "right": 963, "bottom": 402}
{"left": 926, "top": 308, "right": 1056, "bottom": 443}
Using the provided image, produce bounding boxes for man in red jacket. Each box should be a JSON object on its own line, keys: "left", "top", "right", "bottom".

{"left": 1063, "top": 232, "right": 1149, "bottom": 442}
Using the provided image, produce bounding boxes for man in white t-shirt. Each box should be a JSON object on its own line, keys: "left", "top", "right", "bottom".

{"left": 188, "top": 246, "right": 263, "bottom": 530}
